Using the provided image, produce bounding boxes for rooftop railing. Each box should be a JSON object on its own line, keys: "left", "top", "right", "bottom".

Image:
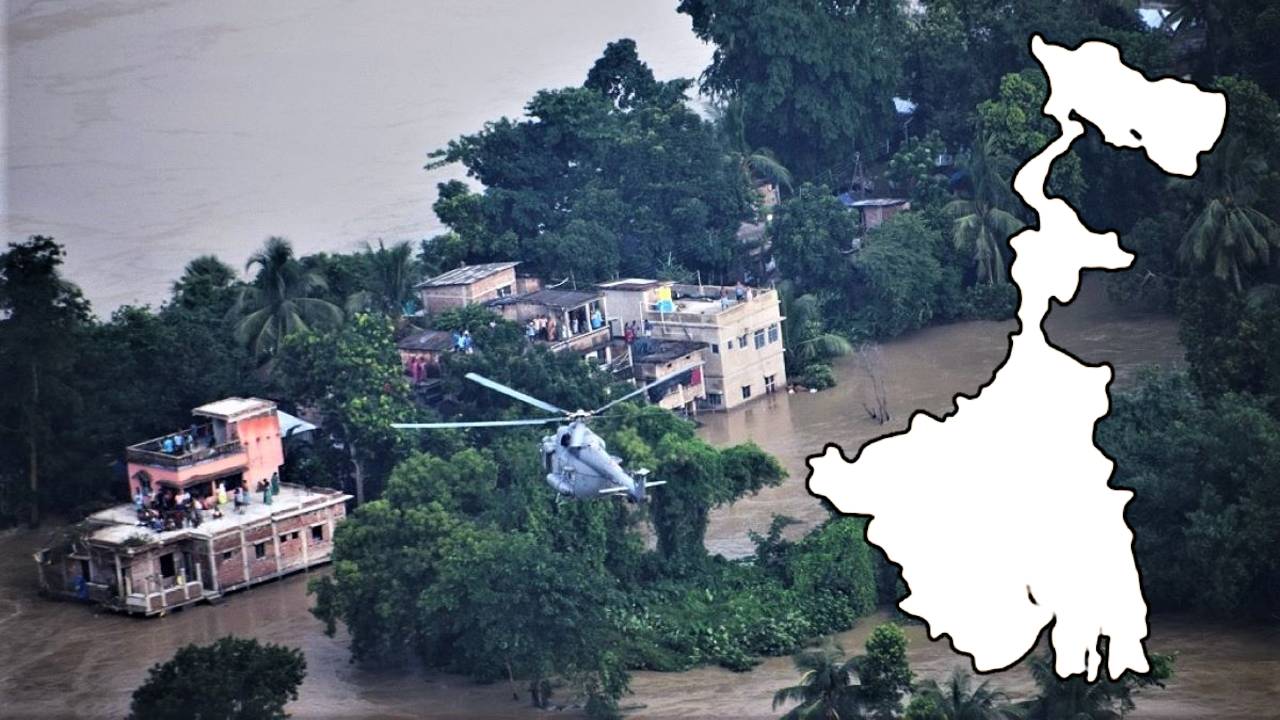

{"left": 126, "top": 438, "right": 244, "bottom": 469}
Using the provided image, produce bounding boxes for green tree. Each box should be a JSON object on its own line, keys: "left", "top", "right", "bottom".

{"left": 431, "top": 42, "right": 748, "bottom": 281}
{"left": 346, "top": 240, "right": 420, "bottom": 319}
{"left": 128, "top": 637, "right": 305, "bottom": 720}
{"left": 856, "top": 623, "right": 914, "bottom": 719}
{"left": 679, "top": 0, "right": 907, "bottom": 179}
{"left": 771, "top": 184, "right": 859, "bottom": 297}
{"left": 977, "top": 70, "right": 1086, "bottom": 202}
{"left": 649, "top": 434, "right": 784, "bottom": 564}
{"left": 908, "top": 671, "right": 1011, "bottom": 720}
{"left": 716, "top": 99, "right": 794, "bottom": 205}
{"left": 584, "top": 38, "right": 663, "bottom": 110}
{"left": 1176, "top": 137, "right": 1280, "bottom": 292}
{"left": 0, "top": 237, "right": 90, "bottom": 526}
{"left": 852, "top": 213, "right": 946, "bottom": 338}
{"left": 171, "top": 255, "right": 238, "bottom": 311}
{"left": 778, "top": 284, "right": 851, "bottom": 389}
{"left": 428, "top": 529, "right": 629, "bottom": 711}
{"left": 772, "top": 643, "right": 859, "bottom": 720}
{"left": 887, "top": 131, "right": 949, "bottom": 208}
{"left": 1101, "top": 370, "right": 1280, "bottom": 615}
{"left": 1017, "top": 653, "right": 1173, "bottom": 720}
{"left": 230, "top": 237, "right": 343, "bottom": 370}
{"left": 945, "top": 138, "right": 1023, "bottom": 285}
{"left": 279, "top": 314, "right": 414, "bottom": 503}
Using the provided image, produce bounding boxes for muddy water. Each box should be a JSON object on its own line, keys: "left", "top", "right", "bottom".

{"left": 2, "top": 281, "right": 1276, "bottom": 718}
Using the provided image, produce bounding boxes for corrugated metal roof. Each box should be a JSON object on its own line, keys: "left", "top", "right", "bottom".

{"left": 837, "top": 194, "right": 910, "bottom": 209}
{"left": 397, "top": 329, "right": 454, "bottom": 352}
{"left": 490, "top": 288, "right": 602, "bottom": 310}
{"left": 415, "top": 262, "right": 519, "bottom": 288}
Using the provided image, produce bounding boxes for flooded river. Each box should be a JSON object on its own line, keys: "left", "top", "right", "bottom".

{"left": 2, "top": 280, "right": 1277, "bottom": 718}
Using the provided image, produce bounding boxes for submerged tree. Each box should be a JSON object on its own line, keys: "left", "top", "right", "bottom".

{"left": 129, "top": 637, "right": 305, "bottom": 720}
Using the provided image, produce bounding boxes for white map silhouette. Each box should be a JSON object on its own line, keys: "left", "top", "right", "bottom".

{"left": 808, "top": 36, "right": 1226, "bottom": 681}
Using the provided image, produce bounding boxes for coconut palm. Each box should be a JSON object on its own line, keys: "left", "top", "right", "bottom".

{"left": 171, "top": 255, "right": 237, "bottom": 309}
{"left": 772, "top": 643, "right": 861, "bottom": 720}
{"left": 912, "top": 671, "right": 1013, "bottom": 720}
{"left": 1017, "top": 656, "right": 1131, "bottom": 720}
{"left": 230, "top": 237, "right": 344, "bottom": 368}
{"left": 945, "top": 137, "right": 1023, "bottom": 285}
{"left": 346, "top": 239, "right": 420, "bottom": 320}
{"left": 778, "top": 283, "right": 852, "bottom": 375}
{"left": 1178, "top": 138, "right": 1280, "bottom": 293}
{"left": 718, "top": 99, "right": 794, "bottom": 203}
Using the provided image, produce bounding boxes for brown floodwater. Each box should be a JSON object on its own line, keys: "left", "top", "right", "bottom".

{"left": 2, "top": 279, "right": 1276, "bottom": 718}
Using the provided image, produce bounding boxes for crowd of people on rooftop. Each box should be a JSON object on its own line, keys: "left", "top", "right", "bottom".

{"left": 132, "top": 473, "right": 280, "bottom": 532}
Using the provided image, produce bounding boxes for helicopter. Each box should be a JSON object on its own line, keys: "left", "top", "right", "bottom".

{"left": 392, "top": 369, "right": 691, "bottom": 502}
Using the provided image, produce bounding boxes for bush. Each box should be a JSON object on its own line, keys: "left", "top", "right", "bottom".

{"left": 957, "top": 282, "right": 1017, "bottom": 321}
{"left": 799, "top": 363, "right": 837, "bottom": 390}
{"left": 129, "top": 637, "right": 305, "bottom": 720}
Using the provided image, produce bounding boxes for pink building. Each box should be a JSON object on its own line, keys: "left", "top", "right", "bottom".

{"left": 35, "top": 398, "right": 350, "bottom": 616}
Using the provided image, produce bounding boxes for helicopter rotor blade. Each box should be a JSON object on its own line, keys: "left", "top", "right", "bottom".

{"left": 465, "top": 373, "right": 568, "bottom": 416}
{"left": 592, "top": 367, "right": 695, "bottom": 415}
{"left": 392, "top": 417, "right": 563, "bottom": 430}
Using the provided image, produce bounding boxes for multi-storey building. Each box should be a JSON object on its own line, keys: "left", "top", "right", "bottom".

{"left": 599, "top": 279, "right": 786, "bottom": 410}
{"left": 34, "top": 398, "right": 350, "bottom": 616}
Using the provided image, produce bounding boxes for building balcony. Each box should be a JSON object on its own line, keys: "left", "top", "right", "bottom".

{"left": 543, "top": 324, "right": 611, "bottom": 355}
{"left": 126, "top": 436, "right": 244, "bottom": 470}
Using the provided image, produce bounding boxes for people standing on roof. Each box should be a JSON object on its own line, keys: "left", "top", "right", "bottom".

{"left": 735, "top": 281, "right": 746, "bottom": 302}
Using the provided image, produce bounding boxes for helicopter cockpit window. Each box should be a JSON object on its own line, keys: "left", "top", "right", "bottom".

{"left": 560, "top": 433, "right": 571, "bottom": 447}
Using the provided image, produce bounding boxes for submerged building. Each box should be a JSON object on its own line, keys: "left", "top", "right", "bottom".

{"left": 34, "top": 398, "right": 350, "bottom": 616}
{"left": 600, "top": 279, "right": 786, "bottom": 410}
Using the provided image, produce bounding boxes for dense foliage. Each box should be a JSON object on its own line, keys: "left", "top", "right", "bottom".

{"left": 128, "top": 637, "right": 306, "bottom": 720}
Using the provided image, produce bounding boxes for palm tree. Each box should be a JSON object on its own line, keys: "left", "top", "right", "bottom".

{"left": 772, "top": 643, "right": 861, "bottom": 720}
{"left": 171, "top": 255, "right": 237, "bottom": 309}
{"left": 230, "top": 237, "right": 344, "bottom": 369}
{"left": 912, "top": 671, "right": 1012, "bottom": 720}
{"left": 719, "top": 99, "right": 794, "bottom": 204}
{"left": 346, "top": 239, "right": 420, "bottom": 320}
{"left": 1177, "top": 138, "right": 1280, "bottom": 293}
{"left": 1017, "top": 656, "right": 1130, "bottom": 720}
{"left": 945, "top": 137, "right": 1023, "bottom": 285}
{"left": 778, "top": 283, "right": 852, "bottom": 375}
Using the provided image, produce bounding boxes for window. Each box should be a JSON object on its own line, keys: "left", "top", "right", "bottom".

{"left": 754, "top": 329, "right": 766, "bottom": 349}
{"left": 711, "top": 343, "right": 719, "bottom": 354}
{"left": 159, "top": 553, "right": 176, "bottom": 578}
{"left": 496, "top": 285, "right": 513, "bottom": 298}
{"left": 768, "top": 324, "right": 779, "bottom": 343}
{"left": 738, "top": 334, "right": 749, "bottom": 348}
{"left": 726, "top": 340, "right": 733, "bottom": 349}
{"left": 705, "top": 393, "right": 723, "bottom": 407}
{"left": 221, "top": 550, "right": 234, "bottom": 561}
{"left": 280, "top": 533, "right": 290, "bottom": 544}
{"left": 765, "top": 374, "right": 777, "bottom": 393}
{"left": 741, "top": 385, "right": 752, "bottom": 400}
{"left": 254, "top": 542, "right": 267, "bottom": 559}
{"left": 311, "top": 525, "right": 325, "bottom": 542}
